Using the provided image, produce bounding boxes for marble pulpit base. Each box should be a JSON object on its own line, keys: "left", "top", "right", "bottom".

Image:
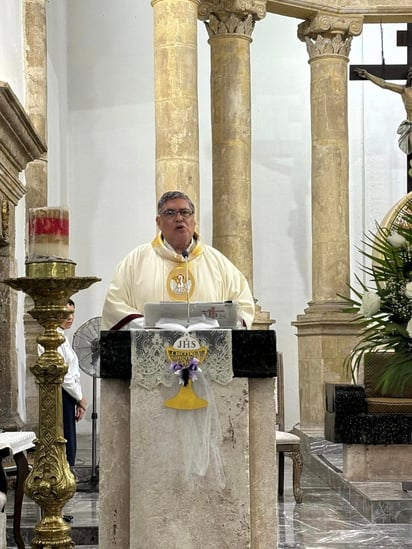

{"left": 99, "top": 377, "right": 277, "bottom": 549}
{"left": 0, "top": 512, "right": 5, "bottom": 549}
{"left": 99, "top": 379, "right": 131, "bottom": 549}
{"left": 130, "top": 379, "right": 250, "bottom": 548}
{"left": 344, "top": 444, "right": 412, "bottom": 481}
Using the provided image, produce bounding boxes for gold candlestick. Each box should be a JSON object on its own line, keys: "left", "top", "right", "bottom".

{"left": 4, "top": 260, "right": 100, "bottom": 549}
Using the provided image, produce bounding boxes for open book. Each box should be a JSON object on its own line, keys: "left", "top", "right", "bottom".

{"left": 154, "top": 316, "right": 220, "bottom": 332}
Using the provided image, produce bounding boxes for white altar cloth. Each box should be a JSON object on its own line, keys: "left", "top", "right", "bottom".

{"left": 129, "top": 330, "right": 247, "bottom": 547}
{"left": 0, "top": 432, "right": 35, "bottom": 456}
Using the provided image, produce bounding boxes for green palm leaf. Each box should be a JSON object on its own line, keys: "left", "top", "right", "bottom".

{"left": 343, "top": 212, "right": 412, "bottom": 393}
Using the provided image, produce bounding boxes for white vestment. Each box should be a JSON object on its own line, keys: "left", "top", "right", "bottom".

{"left": 101, "top": 233, "right": 255, "bottom": 330}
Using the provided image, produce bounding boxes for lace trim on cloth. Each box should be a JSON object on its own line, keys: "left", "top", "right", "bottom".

{"left": 130, "top": 329, "right": 232, "bottom": 489}
{"left": 130, "top": 329, "right": 233, "bottom": 390}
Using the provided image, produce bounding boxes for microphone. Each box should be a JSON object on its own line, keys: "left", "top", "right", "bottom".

{"left": 182, "top": 250, "right": 190, "bottom": 327}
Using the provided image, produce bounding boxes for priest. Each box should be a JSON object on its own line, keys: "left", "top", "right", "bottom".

{"left": 101, "top": 190, "right": 255, "bottom": 330}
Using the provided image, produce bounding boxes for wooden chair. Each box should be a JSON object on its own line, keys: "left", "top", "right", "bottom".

{"left": 275, "top": 352, "right": 303, "bottom": 503}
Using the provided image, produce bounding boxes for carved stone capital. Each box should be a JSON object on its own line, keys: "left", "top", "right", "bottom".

{"left": 204, "top": 11, "right": 255, "bottom": 37}
{"left": 298, "top": 12, "right": 363, "bottom": 59}
{"left": 198, "top": 0, "right": 266, "bottom": 22}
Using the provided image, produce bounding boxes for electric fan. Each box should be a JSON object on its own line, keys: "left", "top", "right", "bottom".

{"left": 72, "top": 316, "right": 101, "bottom": 488}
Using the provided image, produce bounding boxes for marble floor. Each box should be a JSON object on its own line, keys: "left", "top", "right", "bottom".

{"left": 5, "top": 433, "right": 412, "bottom": 548}
{"left": 279, "top": 457, "right": 412, "bottom": 548}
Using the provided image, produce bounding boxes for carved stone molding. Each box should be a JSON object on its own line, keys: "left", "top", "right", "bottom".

{"left": 0, "top": 81, "right": 47, "bottom": 205}
{"left": 267, "top": 1, "right": 412, "bottom": 24}
{"left": 298, "top": 12, "right": 363, "bottom": 59}
{"left": 204, "top": 11, "right": 255, "bottom": 37}
{"left": 198, "top": 0, "right": 267, "bottom": 22}
{"left": 302, "top": 32, "right": 353, "bottom": 58}
{"left": 0, "top": 198, "right": 9, "bottom": 246}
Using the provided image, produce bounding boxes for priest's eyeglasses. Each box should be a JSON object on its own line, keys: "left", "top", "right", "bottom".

{"left": 159, "top": 209, "right": 194, "bottom": 218}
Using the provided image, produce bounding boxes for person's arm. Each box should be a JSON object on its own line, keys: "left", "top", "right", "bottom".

{"left": 40, "top": 333, "right": 87, "bottom": 420}
{"left": 61, "top": 346, "right": 83, "bottom": 401}
{"left": 216, "top": 253, "right": 255, "bottom": 329}
{"left": 231, "top": 274, "right": 255, "bottom": 329}
{"left": 101, "top": 252, "right": 144, "bottom": 331}
{"left": 75, "top": 397, "right": 87, "bottom": 421}
{"left": 61, "top": 342, "right": 88, "bottom": 420}
{"left": 355, "top": 68, "right": 403, "bottom": 94}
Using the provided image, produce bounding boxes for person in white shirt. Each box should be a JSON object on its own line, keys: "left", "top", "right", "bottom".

{"left": 39, "top": 299, "right": 87, "bottom": 467}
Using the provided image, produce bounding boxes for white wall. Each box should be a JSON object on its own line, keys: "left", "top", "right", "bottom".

{"left": 44, "top": 1, "right": 409, "bottom": 431}
{"left": 250, "top": 17, "right": 311, "bottom": 428}
{"left": 47, "top": 0, "right": 69, "bottom": 207}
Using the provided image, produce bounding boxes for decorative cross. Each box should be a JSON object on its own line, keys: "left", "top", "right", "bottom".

{"left": 350, "top": 24, "right": 412, "bottom": 192}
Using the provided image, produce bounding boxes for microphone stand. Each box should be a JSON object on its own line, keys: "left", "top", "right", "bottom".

{"left": 182, "top": 250, "right": 190, "bottom": 327}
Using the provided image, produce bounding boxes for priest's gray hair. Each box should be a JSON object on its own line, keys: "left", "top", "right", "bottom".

{"left": 157, "top": 191, "right": 195, "bottom": 214}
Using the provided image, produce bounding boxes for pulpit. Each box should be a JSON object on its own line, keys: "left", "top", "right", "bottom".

{"left": 99, "top": 329, "right": 278, "bottom": 549}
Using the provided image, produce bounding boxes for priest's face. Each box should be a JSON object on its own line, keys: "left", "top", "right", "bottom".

{"left": 156, "top": 197, "right": 196, "bottom": 254}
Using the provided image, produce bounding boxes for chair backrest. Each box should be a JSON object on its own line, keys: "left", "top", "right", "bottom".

{"left": 276, "top": 352, "right": 285, "bottom": 432}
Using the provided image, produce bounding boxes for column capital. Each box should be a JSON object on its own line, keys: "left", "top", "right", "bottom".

{"left": 198, "top": 0, "right": 266, "bottom": 22}
{"left": 298, "top": 12, "right": 363, "bottom": 59}
{"left": 202, "top": 11, "right": 256, "bottom": 37}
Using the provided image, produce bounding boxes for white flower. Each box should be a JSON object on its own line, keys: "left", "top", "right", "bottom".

{"left": 407, "top": 319, "right": 412, "bottom": 338}
{"left": 359, "top": 291, "right": 381, "bottom": 317}
{"left": 406, "top": 282, "right": 412, "bottom": 299}
{"left": 387, "top": 230, "right": 406, "bottom": 248}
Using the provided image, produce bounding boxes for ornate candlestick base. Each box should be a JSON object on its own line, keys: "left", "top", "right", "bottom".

{"left": 4, "top": 260, "right": 100, "bottom": 548}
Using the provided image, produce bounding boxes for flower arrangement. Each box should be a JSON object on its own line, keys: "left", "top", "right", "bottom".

{"left": 344, "top": 208, "right": 412, "bottom": 394}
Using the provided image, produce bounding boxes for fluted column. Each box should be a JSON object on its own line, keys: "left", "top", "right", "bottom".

{"left": 152, "top": 0, "right": 200, "bottom": 209}
{"left": 293, "top": 13, "right": 363, "bottom": 429}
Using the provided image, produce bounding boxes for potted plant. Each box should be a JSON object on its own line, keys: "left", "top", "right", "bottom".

{"left": 344, "top": 207, "right": 412, "bottom": 394}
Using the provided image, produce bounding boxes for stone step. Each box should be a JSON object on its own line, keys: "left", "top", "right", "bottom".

{"left": 299, "top": 428, "right": 412, "bottom": 524}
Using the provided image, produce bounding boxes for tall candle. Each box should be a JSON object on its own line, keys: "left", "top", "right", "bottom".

{"left": 28, "top": 207, "right": 69, "bottom": 261}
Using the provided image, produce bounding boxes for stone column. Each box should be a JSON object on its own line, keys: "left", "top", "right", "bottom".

{"left": 151, "top": 0, "right": 200, "bottom": 210}
{"left": 293, "top": 13, "right": 363, "bottom": 429}
{"left": 199, "top": 0, "right": 265, "bottom": 289}
{"left": 199, "top": 6, "right": 276, "bottom": 547}
{"left": 23, "top": 0, "right": 49, "bottom": 429}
